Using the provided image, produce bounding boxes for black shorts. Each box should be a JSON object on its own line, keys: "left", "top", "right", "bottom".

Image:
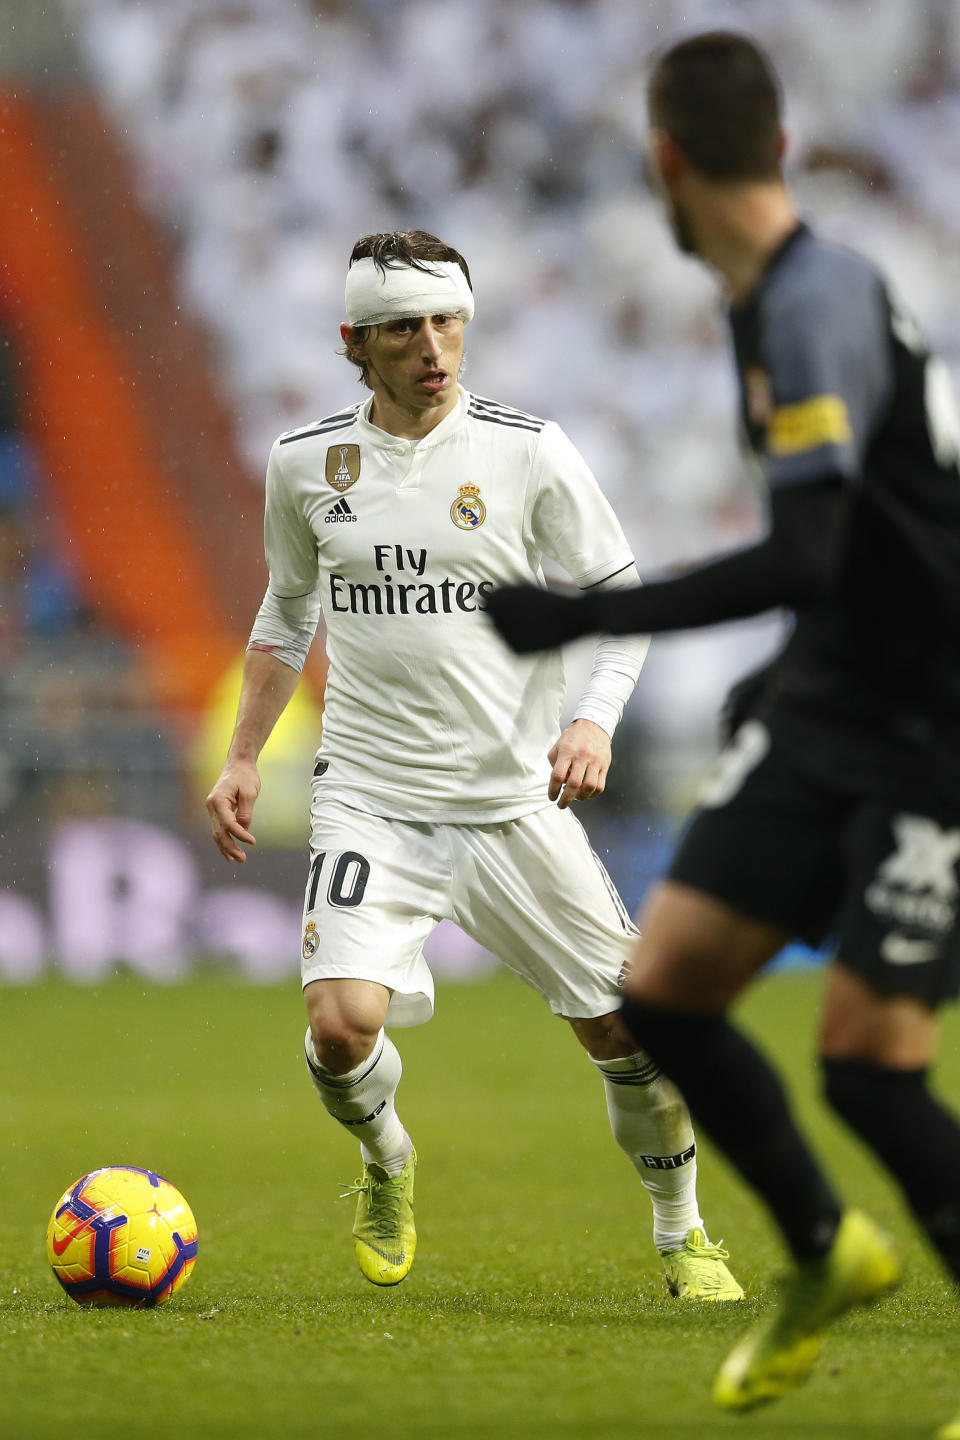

{"left": 668, "top": 718, "right": 960, "bottom": 1006}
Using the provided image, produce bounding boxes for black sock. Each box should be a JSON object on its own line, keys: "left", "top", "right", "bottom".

{"left": 621, "top": 997, "right": 843, "bottom": 1260}
{"left": 824, "top": 1058, "right": 960, "bottom": 1283}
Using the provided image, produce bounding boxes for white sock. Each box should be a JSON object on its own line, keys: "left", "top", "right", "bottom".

{"left": 304, "top": 1027, "right": 413, "bottom": 1177}
{"left": 591, "top": 1050, "right": 704, "bottom": 1252}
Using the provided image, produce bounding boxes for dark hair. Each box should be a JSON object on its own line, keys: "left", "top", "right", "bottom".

{"left": 648, "top": 31, "right": 783, "bottom": 182}
{"left": 342, "top": 230, "right": 472, "bottom": 383}
{"left": 348, "top": 229, "right": 472, "bottom": 289}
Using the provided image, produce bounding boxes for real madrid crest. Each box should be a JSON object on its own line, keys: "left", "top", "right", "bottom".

{"left": 450, "top": 483, "right": 486, "bottom": 530}
{"left": 325, "top": 443, "right": 360, "bottom": 492}
{"left": 302, "top": 919, "right": 320, "bottom": 962}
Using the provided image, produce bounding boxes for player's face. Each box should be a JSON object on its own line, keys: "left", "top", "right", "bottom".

{"left": 646, "top": 130, "right": 698, "bottom": 256}
{"left": 663, "top": 193, "right": 698, "bottom": 256}
{"left": 358, "top": 314, "right": 464, "bottom": 414}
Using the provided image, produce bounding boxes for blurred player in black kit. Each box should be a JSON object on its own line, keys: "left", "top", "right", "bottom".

{"left": 488, "top": 31, "right": 960, "bottom": 1434}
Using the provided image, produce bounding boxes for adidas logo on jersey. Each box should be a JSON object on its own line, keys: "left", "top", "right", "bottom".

{"left": 325, "top": 498, "right": 357, "bottom": 524}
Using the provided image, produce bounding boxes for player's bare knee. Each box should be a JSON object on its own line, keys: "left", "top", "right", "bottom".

{"left": 820, "top": 964, "right": 938, "bottom": 1068}
{"left": 309, "top": 1017, "right": 379, "bottom": 1074}
{"left": 306, "top": 994, "right": 380, "bottom": 1071}
{"left": 621, "top": 939, "right": 706, "bottom": 1008}
{"left": 304, "top": 998, "right": 381, "bottom": 1074}
{"left": 567, "top": 1011, "right": 620, "bottom": 1057}
{"left": 567, "top": 1010, "right": 639, "bottom": 1060}
{"left": 625, "top": 884, "right": 784, "bottom": 1009}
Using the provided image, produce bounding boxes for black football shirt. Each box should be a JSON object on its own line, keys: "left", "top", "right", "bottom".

{"left": 730, "top": 223, "right": 960, "bottom": 776}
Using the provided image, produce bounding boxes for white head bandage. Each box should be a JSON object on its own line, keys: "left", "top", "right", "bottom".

{"left": 344, "top": 257, "right": 474, "bottom": 327}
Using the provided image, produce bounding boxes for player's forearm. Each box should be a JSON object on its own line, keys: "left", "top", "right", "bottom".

{"left": 486, "top": 477, "right": 847, "bottom": 653}
{"left": 226, "top": 648, "right": 301, "bottom": 764}
{"left": 591, "top": 542, "right": 792, "bottom": 636}
{"left": 574, "top": 564, "right": 650, "bottom": 735}
{"left": 591, "top": 478, "right": 846, "bottom": 636}
{"left": 249, "top": 583, "right": 322, "bottom": 673}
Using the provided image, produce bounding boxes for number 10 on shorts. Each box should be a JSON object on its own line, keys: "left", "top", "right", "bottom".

{"left": 307, "top": 850, "right": 371, "bottom": 911}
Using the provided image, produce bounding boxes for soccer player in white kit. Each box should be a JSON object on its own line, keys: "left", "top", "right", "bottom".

{"left": 206, "top": 230, "right": 742, "bottom": 1300}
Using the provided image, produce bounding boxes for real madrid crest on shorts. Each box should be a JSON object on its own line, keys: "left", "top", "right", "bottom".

{"left": 325, "top": 443, "right": 360, "bottom": 492}
{"left": 451, "top": 483, "right": 486, "bottom": 530}
{"left": 302, "top": 919, "right": 320, "bottom": 961}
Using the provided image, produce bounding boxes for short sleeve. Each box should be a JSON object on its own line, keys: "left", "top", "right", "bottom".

{"left": 263, "top": 441, "right": 320, "bottom": 598}
{"left": 529, "top": 422, "right": 634, "bottom": 587}
{"left": 760, "top": 255, "right": 892, "bottom": 488}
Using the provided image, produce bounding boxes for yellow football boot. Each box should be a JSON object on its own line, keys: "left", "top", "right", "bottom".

{"left": 936, "top": 1411, "right": 960, "bottom": 1439}
{"left": 659, "top": 1227, "right": 745, "bottom": 1300}
{"left": 713, "top": 1209, "right": 900, "bottom": 1412}
{"left": 343, "top": 1150, "right": 417, "bottom": 1286}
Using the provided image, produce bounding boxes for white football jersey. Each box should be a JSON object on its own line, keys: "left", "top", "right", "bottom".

{"left": 256, "top": 387, "right": 635, "bottom": 822}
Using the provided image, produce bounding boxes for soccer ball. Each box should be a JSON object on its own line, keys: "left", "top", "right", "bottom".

{"left": 46, "top": 1167, "right": 199, "bottom": 1307}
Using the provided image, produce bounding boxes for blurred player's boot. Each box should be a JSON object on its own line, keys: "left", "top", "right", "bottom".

{"left": 936, "top": 1411, "right": 960, "bottom": 1439}
{"left": 343, "top": 1149, "right": 417, "bottom": 1286}
{"left": 713, "top": 1209, "right": 899, "bottom": 1411}
{"left": 659, "top": 1227, "right": 744, "bottom": 1300}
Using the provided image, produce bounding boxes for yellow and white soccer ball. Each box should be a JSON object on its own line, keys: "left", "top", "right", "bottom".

{"left": 46, "top": 1167, "right": 198, "bottom": 1307}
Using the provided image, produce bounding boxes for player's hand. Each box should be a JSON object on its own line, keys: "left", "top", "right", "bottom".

{"left": 718, "top": 658, "right": 776, "bottom": 746}
{"left": 548, "top": 719, "right": 612, "bottom": 808}
{"left": 205, "top": 760, "right": 260, "bottom": 862}
{"left": 485, "top": 584, "right": 600, "bottom": 654}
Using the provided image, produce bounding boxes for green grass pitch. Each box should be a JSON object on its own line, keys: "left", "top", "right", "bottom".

{"left": 1, "top": 969, "right": 957, "bottom": 1439}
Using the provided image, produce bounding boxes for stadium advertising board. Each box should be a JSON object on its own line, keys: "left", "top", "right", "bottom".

{"left": 0, "top": 816, "right": 497, "bottom": 984}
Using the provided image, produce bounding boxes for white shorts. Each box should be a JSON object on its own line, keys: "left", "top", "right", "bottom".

{"left": 300, "top": 796, "right": 638, "bottom": 1026}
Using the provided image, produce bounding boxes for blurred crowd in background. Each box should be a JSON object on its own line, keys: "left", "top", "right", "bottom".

{"left": 0, "top": 317, "right": 181, "bottom": 836}
{"left": 66, "top": 0, "right": 960, "bottom": 478}
{"left": 2, "top": 0, "right": 960, "bottom": 975}
{"left": 63, "top": 0, "right": 960, "bottom": 797}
